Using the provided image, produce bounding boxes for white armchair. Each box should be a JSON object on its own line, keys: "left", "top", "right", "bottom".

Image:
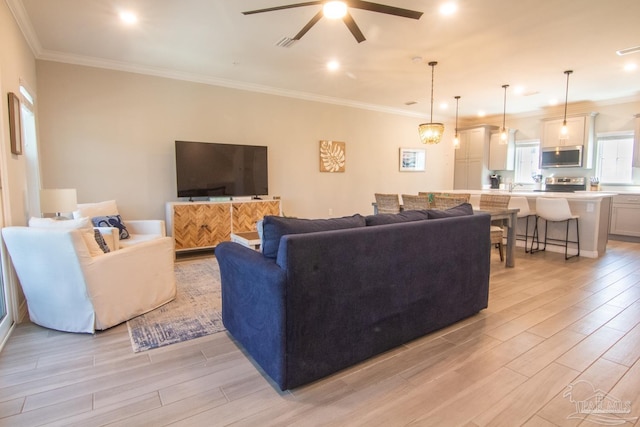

{"left": 73, "top": 200, "right": 166, "bottom": 250}
{"left": 2, "top": 226, "right": 176, "bottom": 333}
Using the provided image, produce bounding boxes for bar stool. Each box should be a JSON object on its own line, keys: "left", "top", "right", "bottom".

{"left": 531, "top": 197, "right": 580, "bottom": 259}
{"left": 508, "top": 196, "right": 536, "bottom": 253}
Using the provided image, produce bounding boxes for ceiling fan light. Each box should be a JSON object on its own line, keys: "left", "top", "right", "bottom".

{"left": 323, "top": 1, "right": 347, "bottom": 19}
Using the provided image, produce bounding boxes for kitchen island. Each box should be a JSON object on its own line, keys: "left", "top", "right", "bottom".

{"left": 447, "top": 190, "right": 614, "bottom": 258}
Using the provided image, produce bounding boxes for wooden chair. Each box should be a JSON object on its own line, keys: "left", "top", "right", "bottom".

{"left": 432, "top": 195, "right": 469, "bottom": 210}
{"left": 418, "top": 192, "right": 441, "bottom": 208}
{"left": 401, "top": 194, "right": 430, "bottom": 211}
{"left": 374, "top": 193, "right": 401, "bottom": 214}
{"left": 479, "top": 194, "right": 511, "bottom": 261}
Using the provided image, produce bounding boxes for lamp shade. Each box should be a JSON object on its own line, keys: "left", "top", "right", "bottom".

{"left": 40, "top": 189, "right": 77, "bottom": 216}
{"left": 418, "top": 123, "right": 445, "bottom": 144}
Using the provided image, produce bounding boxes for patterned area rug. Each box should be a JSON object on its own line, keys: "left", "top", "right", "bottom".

{"left": 127, "top": 257, "right": 225, "bottom": 352}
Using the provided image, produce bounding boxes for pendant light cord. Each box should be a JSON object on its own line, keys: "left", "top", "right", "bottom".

{"left": 563, "top": 70, "right": 573, "bottom": 123}
{"left": 502, "top": 84, "right": 509, "bottom": 130}
{"left": 454, "top": 95, "right": 460, "bottom": 134}
{"left": 428, "top": 61, "right": 437, "bottom": 123}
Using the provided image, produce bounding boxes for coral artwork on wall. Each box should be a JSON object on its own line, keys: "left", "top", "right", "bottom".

{"left": 319, "top": 140, "right": 346, "bottom": 173}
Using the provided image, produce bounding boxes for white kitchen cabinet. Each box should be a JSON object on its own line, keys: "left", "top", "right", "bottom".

{"left": 454, "top": 125, "right": 497, "bottom": 189}
{"left": 542, "top": 116, "right": 585, "bottom": 148}
{"left": 488, "top": 129, "right": 516, "bottom": 171}
{"left": 610, "top": 194, "right": 640, "bottom": 237}
{"left": 541, "top": 112, "right": 597, "bottom": 168}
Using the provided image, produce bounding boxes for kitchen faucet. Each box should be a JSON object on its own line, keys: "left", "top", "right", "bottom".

{"left": 509, "top": 183, "right": 523, "bottom": 193}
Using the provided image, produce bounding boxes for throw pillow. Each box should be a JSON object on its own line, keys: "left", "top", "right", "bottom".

{"left": 28, "top": 216, "right": 105, "bottom": 257}
{"left": 261, "top": 214, "right": 367, "bottom": 259}
{"left": 92, "top": 215, "right": 130, "bottom": 239}
{"left": 365, "top": 210, "right": 430, "bottom": 226}
{"left": 93, "top": 229, "right": 111, "bottom": 253}
{"left": 73, "top": 200, "right": 119, "bottom": 219}
{"left": 427, "top": 203, "right": 474, "bottom": 219}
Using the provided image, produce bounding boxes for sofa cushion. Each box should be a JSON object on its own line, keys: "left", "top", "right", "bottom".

{"left": 365, "top": 210, "right": 430, "bottom": 226}
{"left": 427, "top": 203, "right": 474, "bottom": 219}
{"left": 261, "top": 214, "right": 366, "bottom": 259}
{"left": 91, "top": 215, "right": 130, "bottom": 239}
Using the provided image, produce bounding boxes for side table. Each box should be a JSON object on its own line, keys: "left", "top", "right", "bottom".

{"left": 231, "top": 231, "right": 261, "bottom": 251}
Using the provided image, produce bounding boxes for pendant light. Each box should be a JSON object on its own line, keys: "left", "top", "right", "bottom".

{"left": 418, "top": 61, "right": 444, "bottom": 144}
{"left": 500, "top": 84, "right": 509, "bottom": 144}
{"left": 560, "top": 70, "right": 573, "bottom": 141}
{"left": 453, "top": 96, "right": 461, "bottom": 149}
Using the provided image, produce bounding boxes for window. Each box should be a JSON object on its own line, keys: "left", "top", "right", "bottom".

{"left": 514, "top": 140, "right": 540, "bottom": 184}
{"left": 596, "top": 132, "right": 634, "bottom": 184}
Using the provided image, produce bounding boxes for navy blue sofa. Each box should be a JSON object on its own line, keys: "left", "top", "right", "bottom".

{"left": 215, "top": 206, "right": 491, "bottom": 390}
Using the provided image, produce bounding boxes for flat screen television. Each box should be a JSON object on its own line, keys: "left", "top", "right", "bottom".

{"left": 175, "top": 141, "right": 268, "bottom": 198}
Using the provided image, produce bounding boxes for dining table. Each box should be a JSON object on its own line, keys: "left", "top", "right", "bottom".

{"left": 475, "top": 207, "right": 520, "bottom": 268}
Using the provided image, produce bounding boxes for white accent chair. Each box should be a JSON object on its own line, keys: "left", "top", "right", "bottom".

{"left": 531, "top": 197, "right": 580, "bottom": 259}
{"left": 73, "top": 200, "right": 166, "bottom": 250}
{"left": 2, "top": 226, "right": 177, "bottom": 333}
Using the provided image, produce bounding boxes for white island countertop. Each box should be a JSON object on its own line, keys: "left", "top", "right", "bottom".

{"left": 444, "top": 189, "right": 616, "bottom": 200}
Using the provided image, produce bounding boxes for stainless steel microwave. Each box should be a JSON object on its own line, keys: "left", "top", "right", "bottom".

{"left": 540, "top": 145, "right": 583, "bottom": 168}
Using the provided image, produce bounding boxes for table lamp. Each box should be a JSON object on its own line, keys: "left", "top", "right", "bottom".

{"left": 40, "top": 188, "right": 77, "bottom": 219}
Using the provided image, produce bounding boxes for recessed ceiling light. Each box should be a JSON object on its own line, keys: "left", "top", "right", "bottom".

{"left": 119, "top": 10, "right": 138, "bottom": 25}
{"left": 477, "top": 110, "right": 486, "bottom": 117}
{"left": 548, "top": 98, "right": 559, "bottom": 106}
{"left": 624, "top": 63, "right": 638, "bottom": 72}
{"left": 513, "top": 86, "right": 524, "bottom": 95}
{"left": 439, "top": 102, "right": 448, "bottom": 110}
{"left": 327, "top": 60, "right": 340, "bottom": 71}
{"left": 440, "top": 2, "right": 458, "bottom": 16}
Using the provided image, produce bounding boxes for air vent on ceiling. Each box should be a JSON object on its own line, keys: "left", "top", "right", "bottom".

{"left": 405, "top": 101, "right": 417, "bottom": 106}
{"left": 276, "top": 37, "right": 297, "bottom": 48}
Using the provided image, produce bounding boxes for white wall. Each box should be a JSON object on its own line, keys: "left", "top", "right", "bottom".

{"left": 0, "top": 1, "right": 37, "bottom": 226}
{"left": 36, "top": 61, "right": 456, "bottom": 220}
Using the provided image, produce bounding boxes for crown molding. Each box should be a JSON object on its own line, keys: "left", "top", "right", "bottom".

{"left": 6, "top": 0, "right": 42, "bottom": 56}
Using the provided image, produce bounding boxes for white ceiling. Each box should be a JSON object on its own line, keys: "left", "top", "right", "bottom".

{"left": 8, "top": 0, "right": 640, "bottom": 120}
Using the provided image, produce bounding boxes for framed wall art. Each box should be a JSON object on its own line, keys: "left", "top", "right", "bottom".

{"left": 319, "top": 140, "right": 345, "bottom": 173}
{"left": 399, "top": 147, "right": 425, "bottom": 172}
{"left": 8, "top": 92, "right": 23, "bottom": 155}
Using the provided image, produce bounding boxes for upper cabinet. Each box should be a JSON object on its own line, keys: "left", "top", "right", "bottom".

{"left": 541, "top": 112, "right": 598, "bottom": 168}
{"left": 453, "top": 125, "right": 498, "bottom": 190}
{"left": 488, "top": 129, "right": 516, "bottom": 171}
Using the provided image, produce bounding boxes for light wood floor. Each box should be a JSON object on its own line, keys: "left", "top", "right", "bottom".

{"left": 1, "top": 240, "right": 639, "bottom": 426}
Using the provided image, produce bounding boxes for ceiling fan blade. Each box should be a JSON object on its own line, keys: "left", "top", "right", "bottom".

{"left": 347, "top": 0, "right": 423, "bottom": 19}
{"left": 293, "top": 10, "right": 324, "bottom": 40}
{"left": 242, "top": 1, "right": 322, "bottom": 15}
{"left": 343, "top": 13, "right": 366, "bottom": 43}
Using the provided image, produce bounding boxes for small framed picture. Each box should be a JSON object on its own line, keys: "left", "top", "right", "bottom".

{"left": 399, "top": 148, "right": 425, "bottom": 172}
{"left": 8, "top": 92, "right": 22, "bottom": 155}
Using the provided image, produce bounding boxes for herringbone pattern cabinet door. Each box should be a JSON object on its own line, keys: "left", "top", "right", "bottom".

{"left": 232, "top": 201, "right": 281, "bottom": 233}
{"left": 173, "top": 203, "right": 231, "bottom": 250}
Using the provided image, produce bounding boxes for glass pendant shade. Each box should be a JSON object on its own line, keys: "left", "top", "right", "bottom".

{"left": 419, "top": 61, "right": 444, "bottom": 144}
{"left": 559, "top": 70, "right": 573, "bottom": 141}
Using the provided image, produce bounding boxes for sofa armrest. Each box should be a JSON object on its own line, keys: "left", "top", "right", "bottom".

{"left": 81, "top": 236, "right": 177, "bottom": 330}
{"left": 94, "top": 226, "right": 120, "bottom": 251}
{"left": 214, "top": 241, "right": 288, "bottom": 387}
{"left": 126, "top": 220, "right": 166, "bottom": 237}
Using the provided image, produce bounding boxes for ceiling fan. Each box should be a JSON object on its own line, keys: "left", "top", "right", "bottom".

{"left": 242, "top": 1, "right": 423, "bottom": 43}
